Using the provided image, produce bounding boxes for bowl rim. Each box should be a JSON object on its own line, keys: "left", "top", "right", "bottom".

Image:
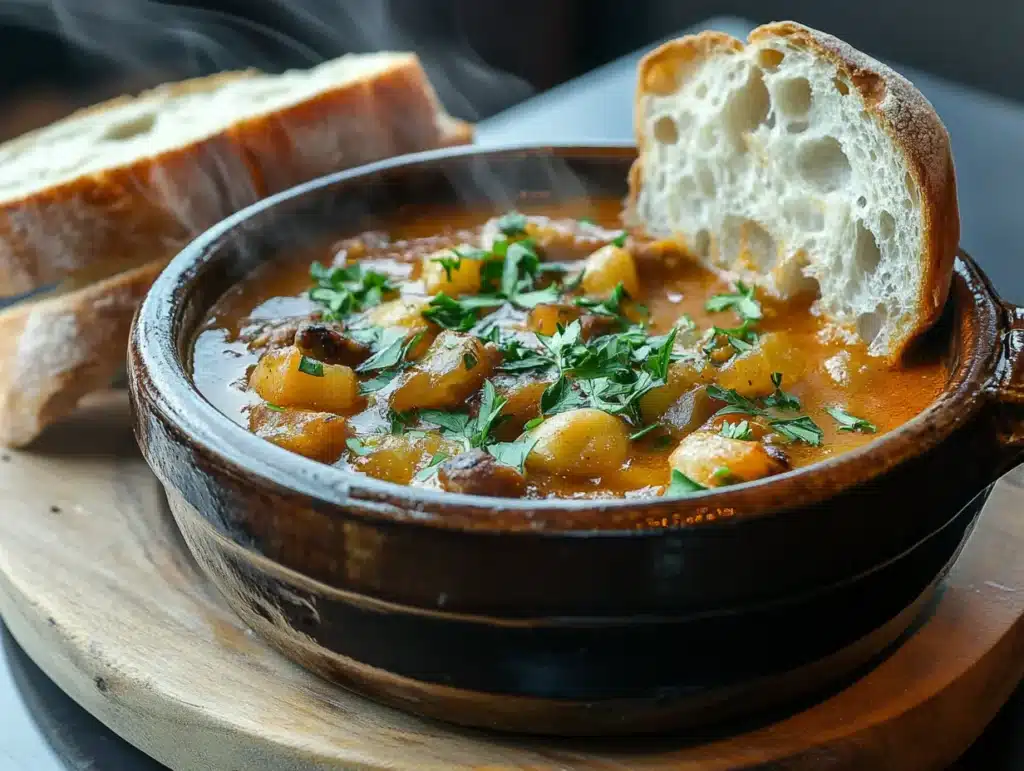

{"left": 130, "top": 142, "right": 1002, "bottom": 534}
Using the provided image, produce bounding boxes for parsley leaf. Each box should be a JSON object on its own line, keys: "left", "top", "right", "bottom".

{"left": 431, "top": 251, "right": 462, "bottom": 281}
{"left": 420, "top": 380, "right": 509, "bottom": 451}
{"left": 388, "top": 410, "right": 416, "bottom": 435}
{"left": 771, "top": 416, "right": 824, "bottom": 445}
{"left": 719, "top": 420, "right": 753, "bottom": 440}
{"left": 298, "top": 355, "right": 324, "bottom": 377}
{"left": 356, "top": 330, "right": 419, "bottom": 373}
{"left": 826, "top": 406, "right": 877, "bottom": 434}
{"left": 629, "top": 423, "right": 662, "bottom": 441}
{"left": 308, "top": 262, "right": 396, "bottom": 320}
{"left": 265, "top": 403, "right": 285, "bottom": 413}
{"left": 705, "top": 281, "right": 762, "bottom": 321}
{"left": 611, "top": 232, "right": 628, "bottom": 248}
{"left": 664, "top": 469, "right": 707, "bottom": 496}
{"left": 412, "top": 452, "right": 449, "bottom": 482}
{"left": 707, "top": 379, "right": 823, "bottom": 446}
{"left": 346, "top": 437, "right": 373, "bottom": 456}
{"left": 422, "top": 293, "right": 503, "bottom": 331}
{"left": 763, "top": 372, "right": 801, "bottom": 411}
{"left": 496, "top": 210, "right": 527, "bottom": 237}
{"left": 487, "top": 435, "right": 540, "bottom": 473}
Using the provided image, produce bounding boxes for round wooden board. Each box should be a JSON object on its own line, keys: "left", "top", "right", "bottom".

{"left": 1, "top": 391, "right": 1023, "bottom": 771}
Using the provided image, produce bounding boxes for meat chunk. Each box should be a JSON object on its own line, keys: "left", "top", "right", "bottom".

{"left": 294, "top": 320, "right": 371, "bottom": 367}
{"left": 240, "top": 314, "right": 315, "bottom": 352}
{"left": 437, "top": 450, "right": 527, "bottom": 497}
{"left": 669, "top": 431, "right": 789, "bottom": 488}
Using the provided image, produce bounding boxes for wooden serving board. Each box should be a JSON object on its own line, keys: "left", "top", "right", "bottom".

{"left": 0, "top": 390, "right": 1023, "bottom": 771}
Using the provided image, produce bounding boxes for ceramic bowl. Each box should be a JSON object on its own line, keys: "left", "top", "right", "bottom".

{"left": 128, "top": 144, "right": 1024, "bottom": 735}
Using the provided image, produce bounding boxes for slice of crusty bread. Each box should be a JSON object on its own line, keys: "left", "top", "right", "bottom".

{"left": 626, "top": 21, "right": 959, "bottom": 362}
{"left": 0, "top": 52, "right": 472, "bottom": 447}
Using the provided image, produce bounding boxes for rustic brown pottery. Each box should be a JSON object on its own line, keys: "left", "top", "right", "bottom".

{"left": 127, "top": 144, "right": 1024, "bottom": 736}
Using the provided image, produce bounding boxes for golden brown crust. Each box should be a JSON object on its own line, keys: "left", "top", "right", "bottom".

{"left": 627, "top": 23, "right": 959, "bottom": 364}
{"left": 750, "top": 22, "right": 959, "bottom": 363}
{"left": 0, "top": 257, "right": 168, "bottom": 447}
{"left": 0, "top": 56, "right": 473, "bottom": 297}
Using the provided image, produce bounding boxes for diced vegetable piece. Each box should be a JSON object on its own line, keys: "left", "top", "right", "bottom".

{"left": 716, "top": 332, "right": 807, "bottom": 397}
{"left": 361, "top": 297, "right": 437, "bottom": 358}
{"left": 438, "top": 449, "right": 527, "bottom": 497}
{"left": 383, "top": 331, "right": 500, "bottom": 412}
{"left": 421, "top": 247, "right": 484, "bottom": 295}
{"left": 352, "top": 433, "right": 458, "bottom": 485}
{"left": 248, "top": 346, "right": 361, "bottom": 414}
{"left": 248, "top": 403, "right": 349, "bottom": 462}
{"left": 493, "top": 376, "right": 550, "bottom": 440}
{"left": 668, "top": 431, "right": 788, "bottom": 488}
{"left": 662, "top": 386, "right": 719, "bottom": 436}
{"left": 526, "top": 408, "right": 629, "bottom": 477}
{"left": 526, "top": 303, "right": 583, "bottom": 336}
{"left": 581, "top": 244, "right": 640, "bottom": 297}
{"left": 639, "top": 360, "right": 710, "bottom": 424}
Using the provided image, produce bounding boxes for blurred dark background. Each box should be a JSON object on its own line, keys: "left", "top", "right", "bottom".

{"left": 0, "top": 0, "right": 1018, "bottom": 142}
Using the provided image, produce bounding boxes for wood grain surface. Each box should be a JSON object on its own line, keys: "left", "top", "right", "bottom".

{"left": 0, "top": 390, "right": 1022, "bottom": 771}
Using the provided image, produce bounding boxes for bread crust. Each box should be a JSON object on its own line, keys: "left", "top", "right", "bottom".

{"left": 627, "top": 22, "right": 959, "bottom": 364}
{"left": 0, "top": 257, "right": 168, "bottom": 446}
{"left": 0, "top": 56, "right": 473, "bottom": 297}
{"left": 0, "top": 54, "right": 472, "bottom": 446}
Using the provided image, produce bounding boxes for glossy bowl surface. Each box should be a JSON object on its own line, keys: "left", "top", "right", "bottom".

{"left": 129, "top": 144, "right": 1024, "bottom": 734}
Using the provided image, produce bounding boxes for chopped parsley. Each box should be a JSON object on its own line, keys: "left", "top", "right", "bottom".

{"left": 826, "top": 406, "right": 877, "bottom": 433}
{"left": 308, "top": 261, "right": 395, "bottom": 320}
{"left": 763, "top": 372, "right": 801, "bottom": 411}
{"left": 705, "top": 281, "right": 762, "bottom": 321}
{"left": 431, "top": 251, "right": 462, "bottom": 281}
{"left": 422, "top": 293, "right": 503, "bottom": 331}
{"left": 719, "top": 420, "right": 753, "bottom": 440}
{"left": 419, "top": 380, "right": 508, "bottom": 452}
{"left": 486, "top": 435, "right": 540, "bottom": 473}
{"left": 297, "top": 355, "right": 324, "bottom": 377}
{"left": 611, "top": 232, "right": 628, "bottom": 248}
{"left": 664, "top": 469, "right": 707, "bottom": 496}
{"left": 346, "top": 437, "right": 373, "bottom": 456}
{"left": 496, "top": 210, "right": 528, "bottom": 237}
{"left": 264, "top": 403, "right": 285, "bottom": 413}
{"left": 713, "top": 465, "right": 733, "bottom": 480}
{"left": 412, "top": 452, "right": 449, "bottom": 482}
{"left": 355, "top": 331, "right": 424, "bottom": 394}
{"left": 707, "top": 379, "right": 823, "bottom": 446}
{"left": 629, "top": 422, "right": 663, "bottom": 441}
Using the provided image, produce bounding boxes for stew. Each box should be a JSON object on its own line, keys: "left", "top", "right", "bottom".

{"left": 193, "top": 201, "right": 947, "bottom": 500}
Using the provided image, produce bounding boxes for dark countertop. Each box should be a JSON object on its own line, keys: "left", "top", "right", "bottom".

{"left": 1, "top": 15, "right": 1023, "bottom": 771}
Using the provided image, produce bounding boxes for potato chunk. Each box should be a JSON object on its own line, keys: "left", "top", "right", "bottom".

{"left": 493, "top": 376, "right": 550, "bottom": 440}
{"left": 352, "top": 433, "right": 458, "bottom": 485}
{"left": 526, "top": 303, "right": 583, "bottom": 336}
{"left": 248, "top": 346, "right": 361, "bottom": 414}
{"left": 581, "top": 244, "right": 640, "bottom": 297}
{"left": 715, "top": 332, "right": 807, "bottom": 397}
{"left": 248, "top": 403, "right": 349, "bottom": 462}
{"left": 669, "top": 431, "right": 788, "bottom": 488}
{"left": 421, "top": 247, "right": 484, "bottom": 295}
{"left": 360, "top": 297, "right": 436, "bottom": 359}
{"left": 639, "top": 360, "right": 711, "bottom": 424}
{"left": 526, "top": 408, "right": 629, "bottom": 477}
{"left": 384, "top": 331, "right": 500, "bottom": 413}
{"left": 438, "top": 450, "right": 527, "bottom": 497}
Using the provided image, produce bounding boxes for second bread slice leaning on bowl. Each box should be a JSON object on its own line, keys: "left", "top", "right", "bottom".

{"left": 0, "top": 52, "right": 472, "bottom": 447}
{"left": 626, "top": 21, "right": 960, "bottom": 363}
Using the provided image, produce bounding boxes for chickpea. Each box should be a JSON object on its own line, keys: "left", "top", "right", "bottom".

{"left": 248, "top": 403, "right": 349, "bottom": 463}
{"left": 248, "top": 346, "right": 361, "bottom": 414}
{"left": 420, "top": 247, "right": 483, "bottom": 295}
{"left": 384, "top": 331, "right": 500, "bottom": 413}
{"left": 581, "top": 244, "right": 640, "bottom": 297}
{"left": 669, "top": 431, "right": 788, "bottom": 488}
{"left": 526, "top": 408, "right": 629, "bottom": 477}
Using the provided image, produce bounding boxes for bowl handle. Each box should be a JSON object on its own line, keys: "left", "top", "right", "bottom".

{"left": 991, "top": 302, "right": 1024, "bottom": 456}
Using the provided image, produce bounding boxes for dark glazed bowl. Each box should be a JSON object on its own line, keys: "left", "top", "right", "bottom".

{"left": 128, "top": 144, "right": 1024, "bottom": 736}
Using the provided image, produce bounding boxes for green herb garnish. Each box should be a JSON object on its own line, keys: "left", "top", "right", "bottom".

{"left": 770, "top": 416, "right": 824, "bottom": 446}
{"left": 705, "top": 281, "right": 762, "bottom": 321}
{"left": 611, "top": 232, "right": 628, "bottom": 248}
{"left": 664, "top": 469, "right": 707, "bottom": 496}
{"left": 630, "top": 423, "right": 663, "bottom": 441}
{"left": 412, "top": 452, "right": 449, "bottom": 482}
{"left": 826, "top": 406, "right": 877, "bottom": 434}
{"left": 298, "top": 355, "right": 324, "bottom": 377}
{"left": 308, "top": 262, "right": 396, "bottom": 320}
{"left": 496, "top": 210, "right": 528, "bottom": 236}
{"left": 719, "top": 420, "right": 753, "bottom": 440}
{"left": 487, "top": 435, "right": 540, "bottom": 473}
{"left": 346, "top": 437, "right": 373, "bottom": 456}
{"left": 707, "top": 379, "right": 823, "bottom": 446}
{"left": 264, "top": 403, "right": 285, "bottom": 413}
{"left": 763, "top": 372, "right": 801, "bottom": 411}
{"left": 419, "top": 379, "right": 509, "bottom": 451}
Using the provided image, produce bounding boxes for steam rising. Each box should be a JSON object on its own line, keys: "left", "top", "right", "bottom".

{"left": 0, "top": 0, "right": 535, "bottom": 120}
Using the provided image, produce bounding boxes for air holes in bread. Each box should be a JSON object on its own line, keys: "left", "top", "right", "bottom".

{"left": 775, "top": 78, "right": 812, "bottom": 117}
{"left": 854, "top": 221, "right": 882, "bottom": 274}
{"left": 653, "top": 116, "right": 679, "bottom": 144}
{"left": 757, "top": 48, "right": 784, "bottom": 70}
{"left": 696, "top": 166, "right": 716, "bottom": 196}
{"left": 905, "top": 172, "right": 920, "bottom": 206}
{"left": 784, "top": 200, "right": 824, "bottom": 232}
{"left": 723, "top": 67, "right": 770, "bottom": 143}
{"left": 879, "top": 211, "right": 895, "bottom": 240}
{"left": 796, "top": 137, "right": 851, "bottom": 193}
{"left": 741, "top": 220, "right": 777, "bottom": 269}
{"left": 787, "top": 120, "right": 808, "bottom": 134}
{"left": 857, "top": 305, "right": 888, "bottom": 345}
{"left": 856, "top": 196, "right": 867, "bottom": 208}
{"left": 694, "top": 229, "right": 711, "bottom": 257}
{"left": 101, "top": 113, "right": 157, "bottom": 141}
{"left": 833, "top": 77, "right": 850, "bottom": 96}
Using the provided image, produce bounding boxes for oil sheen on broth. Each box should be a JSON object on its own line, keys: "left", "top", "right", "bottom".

{"left": 192, "top": 200, "right": 947, "bottom": 500}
